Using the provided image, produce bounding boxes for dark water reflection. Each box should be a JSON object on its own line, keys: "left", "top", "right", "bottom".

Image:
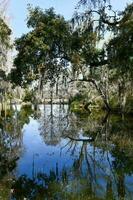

{"left": 0, "top": 104, "right": 133, "bottom": 200}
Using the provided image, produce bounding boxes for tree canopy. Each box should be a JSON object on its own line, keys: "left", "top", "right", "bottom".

{"left": 11, "top": 7, "right": 72, "bottom": 87}
{"left": 107, "top": 3, "right": 133, "bottom": 77}
{"left": 10, "top": 1, "right": 133, "bottom": 112}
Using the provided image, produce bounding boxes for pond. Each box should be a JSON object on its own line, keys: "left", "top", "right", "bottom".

{"left": 0, "top": 104, "right": 133, "bottom": 200}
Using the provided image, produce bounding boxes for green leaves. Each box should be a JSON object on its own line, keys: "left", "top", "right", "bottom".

{"left": 107, "top": 3, "right": 133, "bottom": 77}
{"left": 0, "top": 17, "right": 11, "bottom": 46}
{"left": 11, "top": 7, "right": 71, "bottom": 87}
{"left": 0, "top": 16, "right": 11, "bottom": 66}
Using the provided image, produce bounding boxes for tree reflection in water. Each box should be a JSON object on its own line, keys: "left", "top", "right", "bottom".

{"left": 0, "top": 104, "right": 133, "bottom": 199}
{"left": 0, "top": 104, "right": 38, "bottom": 199}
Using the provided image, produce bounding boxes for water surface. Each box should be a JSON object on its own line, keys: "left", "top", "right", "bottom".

{"left": 0, "top": 104, "right": 133, "bottom": 200}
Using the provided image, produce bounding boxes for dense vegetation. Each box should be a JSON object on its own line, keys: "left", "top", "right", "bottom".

{"left": 0, "top": 8, "right": 13, "bottom": 116}
{"left": 9, "top": 1, "right": 133, "bottom": 114}
{"left": 0, "top": 0, "right": 132, "bottom": 113}
{"left": 0, "top": 12, "right": 11, "bottom": 79}
{"left": 0, "top": 1, "right": 133, "bottom": 199}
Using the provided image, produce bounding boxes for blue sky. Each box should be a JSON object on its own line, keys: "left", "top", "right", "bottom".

{"left": 8, "top": 0, "right": 132, "bottom": 38}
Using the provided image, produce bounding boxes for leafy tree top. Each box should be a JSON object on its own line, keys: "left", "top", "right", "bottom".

{"left": 11, "top": 6, "right": 72, "bottom": 86}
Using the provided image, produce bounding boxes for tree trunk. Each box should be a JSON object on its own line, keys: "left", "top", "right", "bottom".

{"left": 70, "top": 78, "right": 111, "bottom": 111}
{"left": 91, "top": 79, "right": 111, "bottom": 111}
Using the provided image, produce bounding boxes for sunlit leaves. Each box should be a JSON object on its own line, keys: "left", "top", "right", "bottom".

{"left": 11, "top": 7, "right": 71, "bottom": 86}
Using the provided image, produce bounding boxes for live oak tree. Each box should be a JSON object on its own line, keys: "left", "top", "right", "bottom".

{"left": 107, "top": 3, "right": 133, "bottom": 72}
{"left": 11, "top": 7, "right": 71, "bottom": 87}
{"left": 70, "top": 1, "right": 133, "bottom": 111}
{"left": 107, "top": 3, "right": 133, "bottom": 111}
{"left": 11, "top": 2, "right": 133, "bottom": 112}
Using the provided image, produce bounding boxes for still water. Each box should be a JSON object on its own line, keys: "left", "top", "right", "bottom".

{"left": 0, "top": 104, "right": 133, "bottom": 200}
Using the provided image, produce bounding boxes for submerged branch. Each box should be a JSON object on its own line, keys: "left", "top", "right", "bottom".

{"left": 67, "top": 135, "right": 94, "bottom": 142}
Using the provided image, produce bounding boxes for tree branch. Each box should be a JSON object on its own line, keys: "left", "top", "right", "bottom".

{"left": 67, "top": 135, "right": 94, "bottom": 142}
{"left": 69, "top": 78, "right": 111, "bottom": 110}
{"left": 74, "top": 9, "right": 121, "bottom": 27}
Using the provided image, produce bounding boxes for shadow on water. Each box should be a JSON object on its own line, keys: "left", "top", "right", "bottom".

{"left": 0, "top": 104, "right": 133, "bottom": 199}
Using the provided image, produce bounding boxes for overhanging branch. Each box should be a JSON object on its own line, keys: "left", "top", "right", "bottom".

{"left": 69, "top": 77, "right": 111, "bottom": 110}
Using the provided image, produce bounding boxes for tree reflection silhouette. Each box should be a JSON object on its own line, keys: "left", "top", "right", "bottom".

{"left": 0, "top": 104, "right": 39, "bottom": 199}
{"left": 38, "top": 105, "right": 133, "bottom": 199}
{"left": 0, "top": 105, "right": 133, "bottom": 199}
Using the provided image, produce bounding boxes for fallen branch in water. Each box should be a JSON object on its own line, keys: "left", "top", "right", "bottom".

{"left": 67, "top": 136, "right": 94, "bottom": 142}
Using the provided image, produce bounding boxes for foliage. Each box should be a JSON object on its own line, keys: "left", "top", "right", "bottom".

{"left": 11, "top": 174, "right": 98, "bottom": 200}
{"left": 107, "top": 3, "right": 133, "bottom": 77}
{"left": 69, "top": 92, "right": 87, "bottom": 103}
{"left": 22, "top": 89, "right": 33, "bottom": 102}
{"left": 0, "top": 14, "right": 11, "bottom": 68}
{"left": 18, "top": 105, "right": 34, "bottom": 125}
{"left": 9, "top": 2, "right": 133, "bottom": 113}
{"left": 10, "top": 7, "right": 71, "bottom": 87}
{"left": 0, "top": 16, "right": 11, "bottom": 51}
